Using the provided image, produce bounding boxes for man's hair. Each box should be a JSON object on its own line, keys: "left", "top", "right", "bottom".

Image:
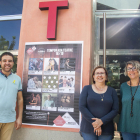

{"left": 0, "top": 52, "right": 14, "bottom": 63}
{"left": 48, "top": 94, "right": 52, "bottom": 98}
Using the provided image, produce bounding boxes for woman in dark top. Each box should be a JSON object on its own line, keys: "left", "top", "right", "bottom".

{"left": 79, "top": 66, "right": 118, "bottom": 140}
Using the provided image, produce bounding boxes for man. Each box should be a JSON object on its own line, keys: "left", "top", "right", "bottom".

{"left": 34, "top": 58, "right": 43, "bottom": 71}
{"left": 59, "top": 76, "right": 63, "bottom": 88}
{"left": 29, "top": 58, "right": 35, "bottom": 70}
{"left": 27, "top": 76, "right": 37, "bottom": 89}
{"left": 0, "top": 52, "right": 23, "bottom": 140}
{"left": 43, "top": 94, "right": 55, "bottom": 108}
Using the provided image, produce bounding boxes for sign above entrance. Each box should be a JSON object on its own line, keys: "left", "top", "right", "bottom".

{"left": 39, "top": 1, "right": 69, "bottom": 40}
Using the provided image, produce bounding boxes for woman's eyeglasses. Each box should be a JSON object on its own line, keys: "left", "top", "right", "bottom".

{"left": 127, "top": 67, "right": 137, "bottom": 72}
{"left": 95, "top": 72, "right": 105, "bottom": 76}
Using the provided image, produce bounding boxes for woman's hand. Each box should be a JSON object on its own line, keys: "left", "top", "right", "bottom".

{"left": 94, "top": 127, "right": 102, "bottom": 136}
{"left": 92, "top": 118, "right": 103, "bottom": 129}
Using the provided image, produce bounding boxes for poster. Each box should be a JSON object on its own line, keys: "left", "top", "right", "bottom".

{"left": 22, "top": 41, "right": 83, "bottom": 128}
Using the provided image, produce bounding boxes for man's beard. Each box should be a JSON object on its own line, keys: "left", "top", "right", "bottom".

{"left": 2, "top": 67, "right": 12, "bottom": 73}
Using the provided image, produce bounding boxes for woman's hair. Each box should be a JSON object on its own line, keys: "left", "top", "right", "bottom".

{"left": 49, "top": 59, "right": 51, "bottom": 63}
{"left": 51, "top": 58, "right": 58, "bottom": 70}
{"left": 92, "top": 66, "right": 108, "bottom": 84}
{"left": 70, "top": 77, "right": 74, "bottom": 81}
{"left": 124, "top": 60, "right": 140, "bottom": 76}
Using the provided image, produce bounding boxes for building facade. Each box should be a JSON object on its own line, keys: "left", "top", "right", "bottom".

{"left": 0, "top": 0, "right": 140, "bottom": 140}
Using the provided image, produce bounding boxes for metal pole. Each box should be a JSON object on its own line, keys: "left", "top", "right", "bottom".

{"left": 103, "top": 13, "right": 106, "bottom": 67}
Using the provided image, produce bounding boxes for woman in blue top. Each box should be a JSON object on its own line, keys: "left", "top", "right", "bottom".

{"left": 79, "top": 66, "right": 118, "bottom": 140}
{"left": 118, "top": 60, "right": 140, "bottom": 140}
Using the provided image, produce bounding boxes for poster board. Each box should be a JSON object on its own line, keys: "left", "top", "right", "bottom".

{"left": 22, "top": 41, "right": 83, "bottom": 129}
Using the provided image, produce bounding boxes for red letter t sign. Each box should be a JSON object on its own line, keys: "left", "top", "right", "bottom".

{"left": 39, "top": 1, "right": 69, "bottom": 40}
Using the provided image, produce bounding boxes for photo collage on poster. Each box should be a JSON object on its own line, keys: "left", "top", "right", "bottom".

{"left": 26, "top": 58, "right": 76, "bottom": 112}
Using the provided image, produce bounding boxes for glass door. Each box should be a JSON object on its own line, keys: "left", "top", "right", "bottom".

{"left": 94, "top": 10, "right": 140, "bottom": 140}
{"left": 94, "top": 11, "right": 140, "bottom": 91}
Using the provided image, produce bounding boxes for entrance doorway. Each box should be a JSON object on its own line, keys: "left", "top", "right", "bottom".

{"left": 94, "top": 11, "right": 140, "bottom": 140}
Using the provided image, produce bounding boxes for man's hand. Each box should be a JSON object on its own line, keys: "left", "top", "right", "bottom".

{"left": 15, "top": 91, "right": 23, "bottom": 130}
{"left": 92, "top": 118, "right": 103, "bottom": 130}
{"left": 15, "top": 117, "right": 22, "bottom": 130}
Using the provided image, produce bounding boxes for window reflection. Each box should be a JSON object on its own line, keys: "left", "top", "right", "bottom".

{"left": 99, "top": 55, "right": 140, "bottom": 89}
{"left": 0, "top": 0, "right": 23, "bottom": 16}
{"left": 100, "top": 18, "right": 140, "bottom": 49}
{"left": 97, "top": 0, "right": 140, "bottom": 10}
{"left": 97, "top": 3, "right": 116, "bottom": 10}
{"left": 0, "top": 20, "right": 21, "bottom": 50}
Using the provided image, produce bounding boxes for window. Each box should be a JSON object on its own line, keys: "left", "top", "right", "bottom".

{"left": 0, "top": 20, "right": 21, "bottom": 50}
{"left": 0, "top": 0, "right": 23, "bottom": 16}
{"left": 0, "top": 0, "right": 23, "bottom": 73}
{"left": 96, "top": 0, "right": 140, "bottom": 10}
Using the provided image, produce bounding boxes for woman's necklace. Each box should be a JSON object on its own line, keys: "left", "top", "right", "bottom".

{"left": 100, "top": 94, "right": 104, "bottom": 101}
{"left": 94, "top": 84, "right": 106, "bottom": 91}
{"left": 94, "top": 84, "right": 106, "bottom": 101}
{"left": 130, "top": 80, "right": 139, "bottom": 117}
